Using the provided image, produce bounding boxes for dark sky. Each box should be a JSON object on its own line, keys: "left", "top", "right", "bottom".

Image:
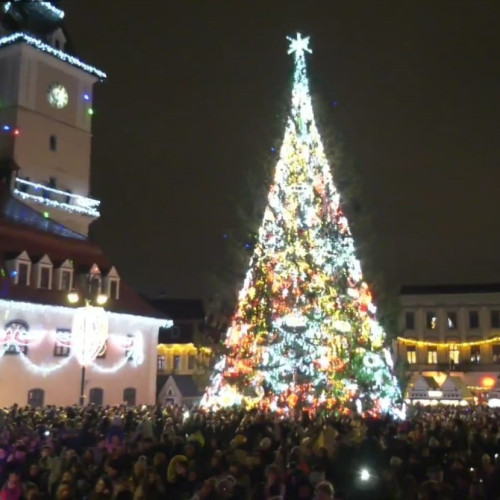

{"left": 62, "top": 1, "right": 500, "bottom": 301}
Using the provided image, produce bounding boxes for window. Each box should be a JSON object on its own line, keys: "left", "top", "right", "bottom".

{"left": 49, "top": 135, "right": 57, "bottom": 151}
{"left": 426, "top": 312, "right": 437, "bottom": 330}
{"left": 123, "top": 388, "right": 136, "bottom": 406}
{"left": 173, "top": 355, "right": 181, "bottom": 371}
{"left": 492, "top": 311, "right": 500, "bottom": 329}
{"left": 449, "top": 346, "right": 460, "bottom": 365}
{"left": 188, "top": 354, "right": 196, "bottom": 370}
{"left": 125, "top": 334, "right": 134, "bottom": 362}
{"left": 89, "top": 276, "right": 101, "bottom": 296}
{"left": 18, "top": 263, "right": 29, "bottom": 286}
{"left": 493, "top": 344, "right": 500, "bottom": 363}
{"left": 470, "top": 345, "right": 480, "bottom": 363}
{"left": 109, "top": 280, "right": 118, "bottom": 300}
{"left": 89, "top": 388, "right": 104, "bottom": 406}
{"left": 469, "top": 311, "right": 480, "bottom": 329}
{"left": 406, "top": 346, "right": 416, "bottom": 364}
{"left": 27, "top": 389, "right": 45, "bottom": 408}
{"left": 447, "top": 312, "right": 457, "bottom": 330}
{"left": 60, "top": 270, "right": 72, "bottom": 291}
{"left": 427, "top": 346, "right": 437, "bottom": 364}
{"left": 405, "top": 312, "right": 415, "bottom": 330}
{"left": 157, "top": 355, "right": 166, "bottom": 372}
{"left": 54, "top": 329, "right": 71, "bottom": 357}
{"left": 39, "top": 267, "right": 51, "bottom": 289}
{"left": 5, "top": 344, "right": 27, "bottom": 355}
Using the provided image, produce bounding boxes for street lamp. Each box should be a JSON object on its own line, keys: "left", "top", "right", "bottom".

{"left": 67, "top": 288, "right": 109, "bottom": 406}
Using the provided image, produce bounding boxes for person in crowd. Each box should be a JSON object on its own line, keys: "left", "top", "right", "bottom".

{"left": 0, "top": 403, "right": 500, "bottom": 499}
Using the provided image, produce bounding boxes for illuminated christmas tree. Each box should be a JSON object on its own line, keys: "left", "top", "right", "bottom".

{"left": 202, "top": 34, "right": 401, "bottom": 415}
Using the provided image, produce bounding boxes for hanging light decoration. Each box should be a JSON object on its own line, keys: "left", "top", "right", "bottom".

{"left": 71, "top": 305, "right": 108, "bottom": 366}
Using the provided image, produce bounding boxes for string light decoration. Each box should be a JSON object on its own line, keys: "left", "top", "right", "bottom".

{"left": 13, "top": 178, "right": 101, "bottom": 218}
{"left": 71, "top": 305, "right": 108, "bottom": 367}
{"left": 3, "top": 1, "right": 65, "bottom": 19}
{"left": 202, "top": 34, "right": 402, "bottom": 415}
{"left": 0, "top": 299, "right": 170, "bottom": 376}
{"left": 1, "top": 125, "right": 20, "bottom": 135}
{"left": 398, "top": 337, "right": 500, "bottom": 348}
{"left": 0, "top": 33, "right": 106, "bottom": 79}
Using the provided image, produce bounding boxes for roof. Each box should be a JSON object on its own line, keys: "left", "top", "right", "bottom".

{"left": 1, "top": 1, "right": 64, "bottom": 36}
{"left": 156, "top": 374, "right": 203, "bottom": 399}
{"left": 170, "top": 375, "right": 203, "bottom": 398}
{"left": 156, "top": 374, "right": 169, "bottom": 397}
{"left": 1, "top": 188, "right": 86, "bottom": 239}
{"left": 0, "top": 32, "right": 106, "bottom": 79}
{"left": 422, "top": 376, "right": 440, "bottom": 390}
{"left": 0, "top": 197, "right": 164, "bottom": 319}
{"left": 146, "top": 298, "right": 206, "bottom": 321}
{"left": 401, "top": 284, "right": 500, "bottom": 295}
{"left": 158, "top": 323, "right": 195, "bottom": 344}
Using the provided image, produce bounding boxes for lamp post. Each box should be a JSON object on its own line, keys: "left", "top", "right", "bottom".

{"left": 67, "top": 288, "right": 108, "bottom": 406}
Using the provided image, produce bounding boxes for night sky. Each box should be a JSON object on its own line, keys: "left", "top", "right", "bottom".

{"left": 63, "top": 1, "right": 500, "bottom": 302}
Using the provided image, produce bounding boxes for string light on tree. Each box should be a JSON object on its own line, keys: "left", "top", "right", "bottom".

{"left": 202, "top": 33, "right": 401, "bottom": 415}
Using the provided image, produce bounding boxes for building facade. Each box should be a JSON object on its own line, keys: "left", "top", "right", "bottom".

{"left": 396, "top": 284, "right": 500, "bottom": 402}
{"left": 0, "top": 1, "right": 103, "bottom": 236}
{"left": 0, "top": 2, "right": 170, "bottom": 407}
{"left": 150, "top": 299, "right": 210, "bottom": 406}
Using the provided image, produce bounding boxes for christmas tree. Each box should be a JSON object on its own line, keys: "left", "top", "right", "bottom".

{"left": 202, "top": 34, "right": 401, "bottom": 415}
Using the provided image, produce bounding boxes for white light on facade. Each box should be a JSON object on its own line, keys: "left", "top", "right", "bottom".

{"left": 0, "top": 33, "right": 106, "bottom": 78}
{"left": 71, "top": 306, "right": 108, "bottom": 366}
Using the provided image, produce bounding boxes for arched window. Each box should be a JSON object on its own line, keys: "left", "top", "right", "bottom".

{"left": 28, "top": 388, "right": 45, "bottom": 407}
{"left": 123, "top": 388, "right": 136, "bottom": 406}
{"left": 49, "top": 135, "right": 57, "bottom": 152}
{"left": 89, "top": 388, "right": 104, "bottom": 406}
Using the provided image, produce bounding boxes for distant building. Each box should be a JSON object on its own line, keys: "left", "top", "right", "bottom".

{"left": 147, "top": 298, "right": 210, "bottom": 405}
{"left": 0, "top": 2, "right": 170, "bottom": 407}
{"left": 396, "top": 284, "right": 500, "bottom": 404}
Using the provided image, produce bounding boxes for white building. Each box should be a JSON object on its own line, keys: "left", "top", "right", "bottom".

{"left": 0, "top": 1, "right": 171, "bottom": 407}
{"left": 396, "top": 284, "right": 500, "bottom": 400}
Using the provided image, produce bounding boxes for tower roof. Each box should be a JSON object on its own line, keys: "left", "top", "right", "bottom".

{"left": 1, "top": 1, "right": 65, "bottom": 37}
{"left": 0, "top": 1, "right": 106, "bottom": 80}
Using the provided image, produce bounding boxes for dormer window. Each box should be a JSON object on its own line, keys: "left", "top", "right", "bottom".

{"left": 61, "top": 270, "right": 72, "bottom": 291}
{"left": 90, "top": 276, "right": 101, "bottom": 295}
{"left": 18, "top": 262, "right": 30, "bottom": 286}
{"left": 50, "top": 28, "right": 67, "bottom": 51}
{"left": 104, "top": 266, "right": 120, "bottom": 300}
{"left": 54, "top": 260, "right": 73, "bottom": 292}
{"left": 5, "top": 251, "right": 32, "bottom": 286}
{"left": 109, "top": 280, "right": 119, "bottom": 300}
{"left": 88, "top": 263, "right": 102, "bottom": 297}
{"left": 32, "top": 255, "right": 53, "bottom": 290}
{"left": 40, "top": 267, "right": 51, "bottom": 289}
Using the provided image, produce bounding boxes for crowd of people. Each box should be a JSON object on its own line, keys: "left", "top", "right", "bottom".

{"left": 0, "top": 403, "right": 500, "bottom": 499}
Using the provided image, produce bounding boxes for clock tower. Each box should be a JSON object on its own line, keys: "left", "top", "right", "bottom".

{"left": 0, "top": 0, "right": 106, "bottom": 236}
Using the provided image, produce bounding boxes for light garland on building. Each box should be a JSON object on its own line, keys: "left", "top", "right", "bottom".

{"left": 71, "top": 305, "right": 109, "bottom": 367}
{"left": 0, "top": 299, "right": 171, "bottom": 376}
{"left": 0, "top": 33, "right": 106, "bottom": 79}
{"left": 397, "top": 336, "right": 500, "bottom": 348}
{"left": 13, "top": 178, "right": 101, "bottom": 218}
{"left": 3, "top": 1, "right": 65, "bottom": 19}
{"left": 19, "top": 352, "right": 73, "bottom": 375}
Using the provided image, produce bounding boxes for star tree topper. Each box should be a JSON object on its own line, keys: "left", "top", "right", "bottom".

{"left": 287, "top": 33, "right": 312, "bottom": 56}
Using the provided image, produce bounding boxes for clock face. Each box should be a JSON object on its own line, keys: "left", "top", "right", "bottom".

{"left": 47, "top": 83, "right": 69, "bottom": 109}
